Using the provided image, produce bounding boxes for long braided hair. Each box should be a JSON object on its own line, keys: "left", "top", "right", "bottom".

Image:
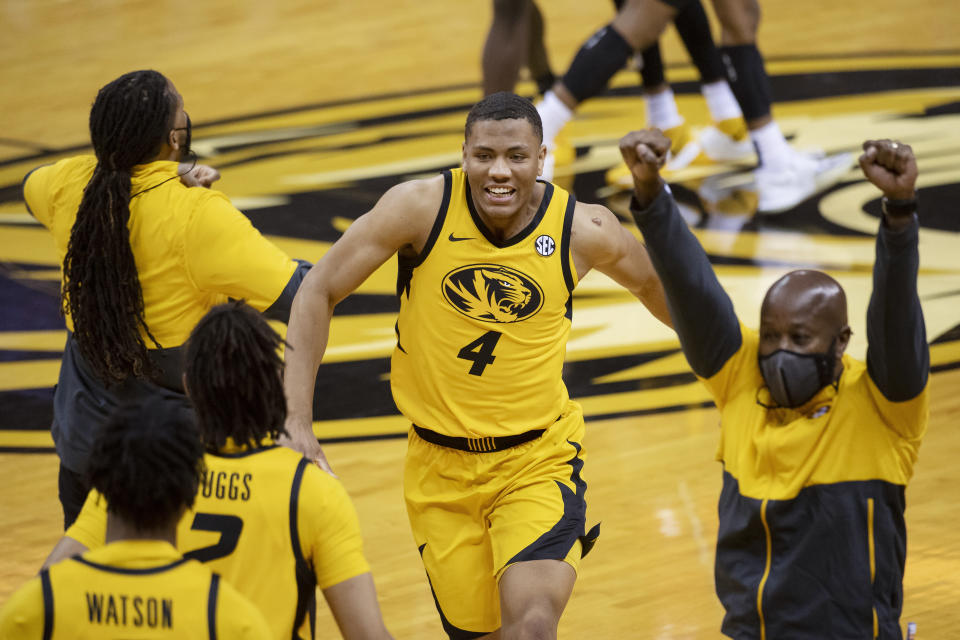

{"left": 62, "top": 70, "right": 177, "bottom": 384}
{"left": 185, "top": 301, "right": 288, "bottom": 451}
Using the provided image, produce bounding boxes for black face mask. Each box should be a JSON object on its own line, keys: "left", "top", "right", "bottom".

{"left": 758, "top": 337, "right": 838, "bottom": 408}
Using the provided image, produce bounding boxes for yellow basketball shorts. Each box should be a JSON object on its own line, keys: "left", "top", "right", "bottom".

{"left": 403, "top": 401, "right": 598, "bottom": 636}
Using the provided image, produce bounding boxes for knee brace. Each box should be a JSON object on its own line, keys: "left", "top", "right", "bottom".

{"left": 719, "top": 44, "right": 771, "bottom": 121}
{"left": 562, "top": 25, "right": 634, "bottom": 103}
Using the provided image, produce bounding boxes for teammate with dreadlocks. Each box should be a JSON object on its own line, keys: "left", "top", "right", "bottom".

{"left": 44, "top": 301, "right": 393, "bottom": 640}
{"left": 0, "top": 394, "right": 272, "bottom": 638}
{"left": 22, "top": 70, "right": 311, "bottom": 528}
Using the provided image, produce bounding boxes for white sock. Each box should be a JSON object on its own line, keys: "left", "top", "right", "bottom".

{"left": 700, "top": 80, "right": 742, "bottom": 123}
{"left": 644, "top": 87, "right": 684, "bottom": 130}
{"left": 536, "top": 91, "right": 573, "bottom": 149}
{"left": 750, "top": 121, "right": 793, "bottom": 170}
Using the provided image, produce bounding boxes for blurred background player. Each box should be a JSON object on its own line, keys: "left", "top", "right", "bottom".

{"left": 45, "top": 302, "right": 393, "bottom": 640}
{"left": 482, "top": 0, "right": 556, "bottom": 96}
{"left": 537, "top": 0, "right": 851, "bottom": 211}
{"left": 21, "top": 69, "right": 311, "bottom": 529}
{"left": 0, "top": 394, "right": 272, "bottom": 639}
{"left": 483, "top": 0, "right": 751, "bottom": 177}
{"left": 609, "top": 0, "right": 754, "bottom": 178}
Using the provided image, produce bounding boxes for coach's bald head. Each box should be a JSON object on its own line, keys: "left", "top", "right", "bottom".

{"left": 759, "top": 270, "right": 851, "bottom": 382}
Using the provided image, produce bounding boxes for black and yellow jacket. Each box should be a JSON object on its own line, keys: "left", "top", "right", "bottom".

{"left": 631, "top": 186, "right": 929, "bottom": 639}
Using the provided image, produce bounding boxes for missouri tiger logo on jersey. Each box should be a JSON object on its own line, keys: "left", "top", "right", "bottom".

{"left": 442, "top": 264, "right": 544, "bottom": 323}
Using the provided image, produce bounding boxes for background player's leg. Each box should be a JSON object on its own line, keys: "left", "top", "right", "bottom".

{"left": 711, "top": 0, "right": 772, "bottom": 131}
{"left": 482, "top": 0, "right": 534, "bottom": 95}
{"left": 711, "top": 0, "right": 852, "bottom": 211}
{"left": 526, "top": 2, "right": 556, "bottom": 96}
{"left": 636, "top": 45, "right": 696, "bottom": 160}
{"left": 536, "top": 0, "right": 677, "bottom": 178}
{"left": 497, "top": 559, "right": 577, "bottom": 640}
{"left": 673, "top": 0, "right": 748, "bottom": 147}
{"left": 675, "top": 0, "right": 724, "bottom": 84}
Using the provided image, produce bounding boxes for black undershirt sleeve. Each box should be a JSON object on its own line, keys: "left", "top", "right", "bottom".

{"left": 263, "top": 259, "right": 312, "bottom": 322}
{"left": 866, "top": 214, "right": 928, "bottom": 401}
{"left": 21, "top": 164, "right": 49, "bottom": 219}
{"left": 629, "top": 185, "right": 741, "bottom": 379}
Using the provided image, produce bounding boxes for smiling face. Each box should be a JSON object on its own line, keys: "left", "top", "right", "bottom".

{"left": 461, "top": 118, "right": 546, "bottom": 228}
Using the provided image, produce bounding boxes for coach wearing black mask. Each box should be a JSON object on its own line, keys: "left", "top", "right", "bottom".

{"left": 621, "top": 130, "right": 928, "bottom": 640}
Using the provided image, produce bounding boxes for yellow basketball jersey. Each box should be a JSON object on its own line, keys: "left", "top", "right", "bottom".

{"left": 66, "top": 445, "right": 370, "bottom": 640}
{"left": 12, "top": 541, "right": 269, "bottom": 639}
{"left": 179, "top": 447, "right": 318, "bottom": 639}
{"left": 391, "top": 169, "right": 578, "bottom": 439}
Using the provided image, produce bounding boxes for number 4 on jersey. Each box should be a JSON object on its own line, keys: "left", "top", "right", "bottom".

{"left": 457, "top": 330, "right": 502, "bottom": 376}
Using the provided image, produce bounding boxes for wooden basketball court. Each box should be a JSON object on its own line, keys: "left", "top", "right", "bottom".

{"left": 2, "top": 0, "right": 958, "bottom": 637}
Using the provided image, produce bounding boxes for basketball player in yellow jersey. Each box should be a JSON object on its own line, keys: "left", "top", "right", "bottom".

{"left": 0, "top": 394, "right": 271, "bottom": 639}
{"left": 282, "top": 92, "right": 671, "bottom": 639}
{"left": 42, "top": 302, "right": 392, "bottom": 640}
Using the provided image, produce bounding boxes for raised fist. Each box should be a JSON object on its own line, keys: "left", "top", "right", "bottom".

{"left": 859, "top": 139, "right": 917, "bottom": 201}
{"left": 619, "top": 129, "right": 671, "bottom": 188}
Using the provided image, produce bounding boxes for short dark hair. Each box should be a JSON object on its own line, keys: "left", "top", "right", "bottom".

{"left": 464, "top": 92, "right": 543, "bottom": 143}
{"left": 184, "top": 301, "right": 287, "bottom": 451}
{"left": 87, "top": 393, "right": 204, "bottom": 531}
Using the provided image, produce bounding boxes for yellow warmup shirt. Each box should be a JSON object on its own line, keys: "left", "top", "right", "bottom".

{"left": 67, "top": 444, "right": 370, "bottom": 640}
{"left": 0, "top": 540, "right": 270, "bottom": 639}
{"left": 23, "top": 156, "right": 303, "bottom": 473}
{"left": 22, "top": 156, "right": 296, "bottom": 346}
{"left": 391, "top": 169, "right": 578, "bottom": 438}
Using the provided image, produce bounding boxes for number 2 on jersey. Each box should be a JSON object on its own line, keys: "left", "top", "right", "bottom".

{"left": 183, "top": 513, "right": 243, "bottom": 562}
{"left": 457, "top": 330, "right": 502, "bottom": 376}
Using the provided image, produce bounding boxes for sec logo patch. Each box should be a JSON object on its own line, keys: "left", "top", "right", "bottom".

{"left": 535, "top": 234, "right": 556, "bottom": 257}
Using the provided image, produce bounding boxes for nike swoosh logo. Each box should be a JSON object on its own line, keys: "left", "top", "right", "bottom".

{"left": 448, "top": 233, "right": 474, "bottom": 242}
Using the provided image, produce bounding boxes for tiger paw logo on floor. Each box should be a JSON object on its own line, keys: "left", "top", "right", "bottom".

{"left": 442, "top": 264, "right": 543, "bottom": 323}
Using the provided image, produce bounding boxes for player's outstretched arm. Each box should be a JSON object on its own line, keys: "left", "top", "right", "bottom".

{"left": 42, "top": 536, "right": 89, "bottom": 569}
{"left": 620, "top": 129, "right": 741, "bottom": 379}
{"left": 860, "top": 139, "right": 928, "bottom": 405}
{"left": 282, "top": 177, "right": 443, "bottom": 471}
{"left": 571, "top": 201, "right": 672, "bottom": 328}
{"left": 322, "top": 573, "right": 394, "bottom": 640}
{"left": 43, "top": 488, "right": 104, "bottom": 568}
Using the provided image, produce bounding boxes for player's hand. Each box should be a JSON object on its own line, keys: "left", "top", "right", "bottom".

{"left": 619, "top": 129, "right": 670, "bottom": 205}
{"left": 180, "top": 163, "right": 221, "bottom": 188}
{"left": 858, "top": 140, "right": 917, "bottom": 201}
{"left": 278, "top": 421, "right": 337, "bottom": 477}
